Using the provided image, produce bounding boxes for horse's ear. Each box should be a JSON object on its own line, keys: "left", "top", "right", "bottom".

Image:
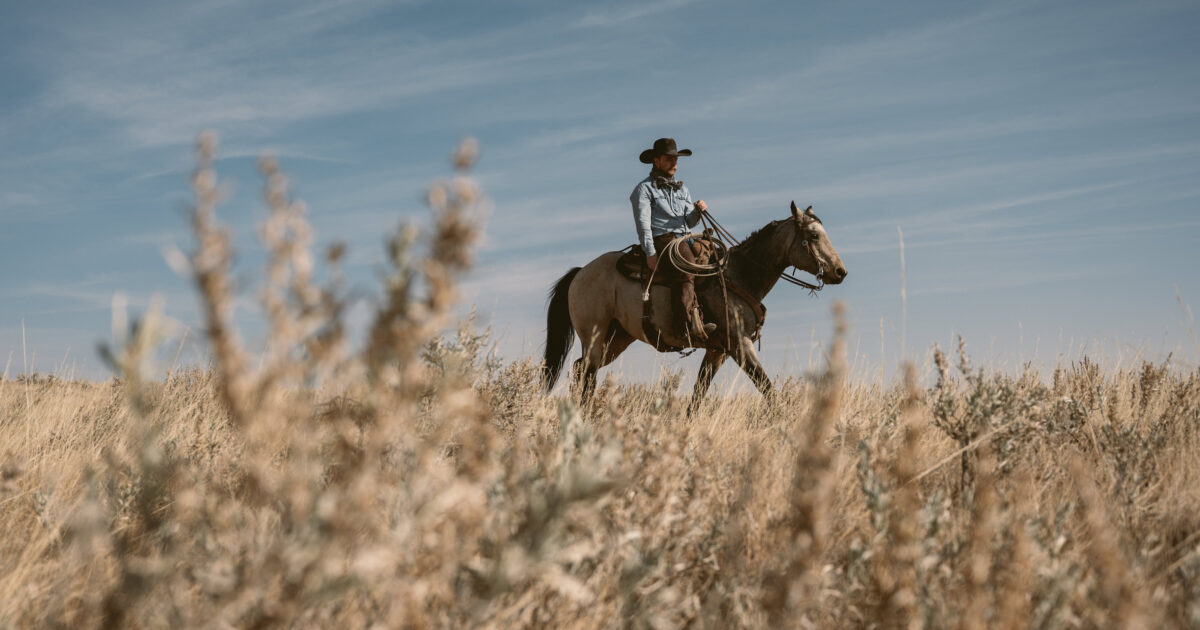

{"left": 790, "top": 200, "right": 801, "bottom": 219}
{"left": 804, "top": 205, "right": 815, "bottom": 216}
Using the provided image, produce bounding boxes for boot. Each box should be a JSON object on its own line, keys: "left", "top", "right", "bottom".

{"left": 686, "top": 307, "right": 717, "bottom": 343}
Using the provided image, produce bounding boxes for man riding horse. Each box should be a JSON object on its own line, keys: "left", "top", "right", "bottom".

{"left": 631, "top": 137, "right": 718, "bottom": 344}
{"left": 540, "top": 138, "right": 848, "bottom": 411}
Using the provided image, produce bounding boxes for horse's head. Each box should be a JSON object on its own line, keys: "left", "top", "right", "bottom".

{"left": 788, "top": 201, "right": 847, "bottom": 285}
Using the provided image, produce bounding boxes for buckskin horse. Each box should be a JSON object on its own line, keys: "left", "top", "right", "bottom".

{"left": 542, "top": 201, "right": 847, "bottom": 413}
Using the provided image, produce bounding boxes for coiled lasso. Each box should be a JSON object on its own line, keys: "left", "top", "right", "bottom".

{"left": 642, "top": 233, "right": 729, "bottom": 301}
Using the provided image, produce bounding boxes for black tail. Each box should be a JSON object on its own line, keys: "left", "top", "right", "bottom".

{"left": 542, "top": 267, "right": 581, "bottom": 391}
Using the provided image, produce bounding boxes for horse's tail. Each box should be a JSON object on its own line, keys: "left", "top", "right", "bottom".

{"left": 542, "top": 267, "right": 581, "bottom": 391}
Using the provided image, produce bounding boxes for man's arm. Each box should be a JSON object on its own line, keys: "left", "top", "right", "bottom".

{"left": 631, "top": 184, "right": 656, "bottom": 257}
{"left": 684, "top": 187, "right": 707, "bottom": 228}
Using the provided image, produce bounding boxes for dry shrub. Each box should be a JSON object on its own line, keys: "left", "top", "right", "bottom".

{"left": 1, "top": 135, "right": 1199, "bottom": 628}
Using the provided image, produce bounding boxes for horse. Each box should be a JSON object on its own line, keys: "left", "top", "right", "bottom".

{"left": 541, "top": 201, "right": 847, "bottom": 413}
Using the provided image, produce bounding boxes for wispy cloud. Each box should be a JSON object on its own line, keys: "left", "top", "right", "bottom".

{"left": 2, "top": 276, "right": 193, "bottom": 316}
{"left": 840, "top": 218, "right": 1200, "bottom": 257}
{"left": 704, "top": 153, "right": 1200, "bottom": 244}
{"left": 800, "top": 5, "right": 1020, "bottom": 78}
{"left": 908, "top": 268, "right": 1109, "bottom": 298}
{"left": 28, "top": 2, "right": 585, "bottom": 153}
{"left": 574, "top": 0, "right": 699, "bottom": 28}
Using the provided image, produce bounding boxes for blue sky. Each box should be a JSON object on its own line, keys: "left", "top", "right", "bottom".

{"left": 2, "top": 0, "right": 1198, "bottom": 385}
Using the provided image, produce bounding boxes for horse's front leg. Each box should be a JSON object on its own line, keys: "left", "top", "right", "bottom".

{"left": 687, "top": 349, "right": 728, "bottom": 416}
{"left": 730, "top": 336, "right": 773, "bottom": 396}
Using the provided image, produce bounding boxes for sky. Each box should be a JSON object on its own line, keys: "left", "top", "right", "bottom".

{"left": 1, "top": 0, "right": 1198, "bottom": 388}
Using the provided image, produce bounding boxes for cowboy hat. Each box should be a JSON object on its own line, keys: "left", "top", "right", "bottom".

{"left": 639, "top": 138, "right": 693, "bottom": 163}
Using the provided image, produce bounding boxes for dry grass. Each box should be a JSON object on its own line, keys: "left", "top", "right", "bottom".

{"left": 2, "top": 136, "right": 1200, "bottom": 628}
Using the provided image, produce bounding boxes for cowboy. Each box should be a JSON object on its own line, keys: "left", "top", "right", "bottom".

{"left": 630, "top": 138, "right": 718, "bottom": 343}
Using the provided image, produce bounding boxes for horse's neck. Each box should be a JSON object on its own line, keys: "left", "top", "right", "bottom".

{"left": 727, "top": 227, "right": 789, "bottom": 299}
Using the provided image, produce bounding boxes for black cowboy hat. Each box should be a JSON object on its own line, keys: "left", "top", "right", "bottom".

{"left": 639, "top": 138, "right": 693, "bottom": 164}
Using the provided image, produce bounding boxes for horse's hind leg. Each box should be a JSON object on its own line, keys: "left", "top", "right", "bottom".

{"left": 575, "top": 320, "right": 635, "bottom": 406}
{"left": 572, "top": 358, "right": 598, "bottom": 406}
{"left": 687, "top": 350, "right": 728, "bottom": 417}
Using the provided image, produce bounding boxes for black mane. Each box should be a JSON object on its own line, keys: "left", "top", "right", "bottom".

{"left": 731, "top": 219, "right": 788, "bottom": 256}
{"left": 731, "top": 212, "right": 822, "bottom": 255}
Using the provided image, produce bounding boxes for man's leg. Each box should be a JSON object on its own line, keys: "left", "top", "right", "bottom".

{"left": 680, "top": 274, "right": 717, "bottom": 342}
{"left": 668, "top": 236, "right": 716, "bottom": 342}
{"left": 654, "top": 234, "right": 689, "bottom": 339}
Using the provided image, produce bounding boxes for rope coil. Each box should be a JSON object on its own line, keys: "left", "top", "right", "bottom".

{"left": 641, "top": 232, "right": 727, "bottom": 300}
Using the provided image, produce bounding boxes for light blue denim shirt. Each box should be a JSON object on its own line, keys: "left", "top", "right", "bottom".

{"left": 630, "top": 173, "right": 702, "bottom": 256}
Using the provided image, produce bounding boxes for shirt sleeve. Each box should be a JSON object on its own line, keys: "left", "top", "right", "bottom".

{"left": 631, "top": 183, "right": 656, "bottom": 256}
{"left": 682, "top": 186, "right": 701, "bottom": 228}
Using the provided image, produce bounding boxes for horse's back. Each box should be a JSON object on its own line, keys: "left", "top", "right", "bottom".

{"left": 569, "top": 251, "right": 629, "bottom": 315}
{"left": 569, "top": 250, "right": 673, "bottom": 345}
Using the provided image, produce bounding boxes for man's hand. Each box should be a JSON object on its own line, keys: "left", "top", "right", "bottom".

{"left": 694, "top": 199, "right": 707, "bottom": 213}
{"left": 646, "top": 255, "right": 658, "bottom": 271}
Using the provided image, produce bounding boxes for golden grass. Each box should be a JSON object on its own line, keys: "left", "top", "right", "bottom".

{"left": 2, "top": 136, "right": 1198, "bottom": 628}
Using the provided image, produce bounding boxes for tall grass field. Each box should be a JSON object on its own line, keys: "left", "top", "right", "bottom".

{"left": 2, "top": 136, "right": 1197, "bottom": 628}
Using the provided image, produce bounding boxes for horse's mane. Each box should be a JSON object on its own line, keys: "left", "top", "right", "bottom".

{"left": 729, "top": 211, "right": 816, "bottom": 250}
{"left": 731, "top": 212, "right": 823, "bottom": 255}
{"left": 731, "top": 219, "right": 787, "bottom": 256}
